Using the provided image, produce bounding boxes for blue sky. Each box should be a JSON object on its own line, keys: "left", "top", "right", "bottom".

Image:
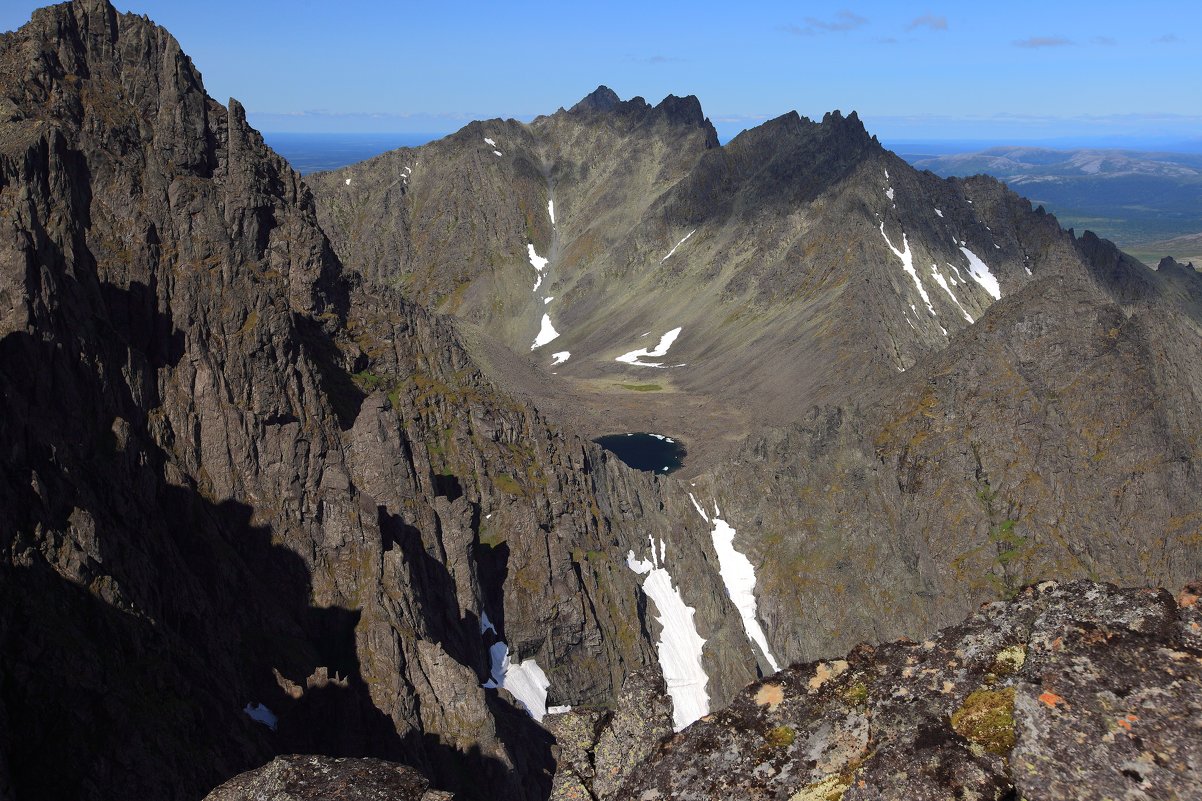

{"left": 3, "top": 0, "right": 1200, "bottom": 144}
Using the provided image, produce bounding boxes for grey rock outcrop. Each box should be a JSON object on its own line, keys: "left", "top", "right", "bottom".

{"left": 618, "top": 580, "right": 1202, "bottom": 800}
{"left": 546, "top": 668, "right": 673, "bottom": 801}
{"left": 203, "top": 755, "right": 451, "bottom": 801}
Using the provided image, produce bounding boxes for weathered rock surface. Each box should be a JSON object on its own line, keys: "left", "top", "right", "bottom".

{"left": 203, "top": 755, "right": 451, "bottom": 801}
{"left": 619, "top": 580, "right": 1202, "bottom": 800}
{"left": 546, "top": 669, "right": 673, "bottom": 801}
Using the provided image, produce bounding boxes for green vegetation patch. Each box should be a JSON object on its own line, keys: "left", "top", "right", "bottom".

{"left": 950, "top": 686, "right": 1016, "bottom": 755}
{"left": 765, "top": 725, "right": 796, "bottom": 748}
{"left": 493, "top": 474, "right": 523, "bottom": 496}
{"left": 842, "top": 681, "right": 870, "bottom": 706}
{"left": 618, "top": 383, "right": 663, "bottom": 392}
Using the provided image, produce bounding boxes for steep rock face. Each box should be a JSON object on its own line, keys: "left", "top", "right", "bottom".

{"left": 0, "top": 3, "right": 764, "bottom": 800}
{"left": 698, "top": 225, "right": 1202, "bottom": 670}
{"left": 618, "top": 580, "right": 1202, "bottom": 800}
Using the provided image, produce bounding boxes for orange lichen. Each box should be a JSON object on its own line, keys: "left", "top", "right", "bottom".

{"left": 1039, "top": 692, "right": 1065, "bottom": 709}
{"left": 755, "top": 683, "right": 785, "bottom": 711}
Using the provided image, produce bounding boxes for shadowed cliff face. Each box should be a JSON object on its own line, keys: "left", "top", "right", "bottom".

{"left": 0, "top": 3, "right": 768, "bottom": 800}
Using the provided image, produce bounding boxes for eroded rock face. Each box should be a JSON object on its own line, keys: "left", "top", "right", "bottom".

{"left": 203, "top": 755, "right": 452, "bottom": 801}
{"left": 618, "top": 580, "right": 1202, "bottom": 801}
{"left": 546, "top": 669, "right": 674, "bottom": 801}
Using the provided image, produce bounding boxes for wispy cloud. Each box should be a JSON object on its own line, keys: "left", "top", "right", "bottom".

{"left": 782, "top": 10, "right": 868, "bottom": 36}
{"left": 877, "top": 36, "right": 900, "bottom": 44}
{"left": 907, "top": 14, "right": 947, "bottom": 32}
{"left": 1013, "top": 36, "right": 1074, "bottom": 48}
{"left": 1154, "top": 34, "right": 1184, "bottom": 44}
{"left": 1090, "top": 36, "right": 1117, "bottom": 46}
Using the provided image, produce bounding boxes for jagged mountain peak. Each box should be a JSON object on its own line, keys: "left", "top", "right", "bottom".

{"left": 564, "top": 84, "right": 719, "bottom": 146}
{"left": 570, "top": 84, "right": 621, "bottom": 112}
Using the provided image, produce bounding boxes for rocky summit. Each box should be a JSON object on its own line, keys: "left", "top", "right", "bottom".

{"left": 0, "top": 1, "right": 1200, "bottom": 800}
{"left": 616, "top": 580, "right": 1202, "bottom": 800}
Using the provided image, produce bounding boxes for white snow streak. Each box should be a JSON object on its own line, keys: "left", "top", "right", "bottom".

{"left": 528, "top": 244, "right": 548, "bottom": 291}
{"left": 881, "top": 223, "right": 942, "bottom": 331}
{"left": 484, "top": 642, "right": 552, "bottom": 721}
{"left": 548, "top": 200, "right": 556, "bottom": 225}
{"left": 934, "top": 208, "right": 943, "bottom": 217}
{"left": 344, "top": 177, "right": 352, "bottom": 186}
{"left": 959, "top": 246, "right": 1002, "bottom": 300}
{"left": 243, "top": 703, "right": 278, "bottom": 730}
{"left": 706, "top": 503, "right": 780, "bottom": 673}
{"left": 480, "top": 610, "right": 497, "bottom": 634}
{"left": 626, "top": 537, "right": 709, "bottom": 730}
{"left": 493, "top": 150, "right": 503, "bottom": 157}
{"left": 662, "top": 230, "right": 696, "bottom": 262}
{"left": 544, "top": 297, "right": 554, "bottom": 304}
{"left": 531, "top": 314, "right": 560, "bottom": 349}
{"left": 929, "top": 264, "right": 974, "bottom": 323}
{"left": 886, "top": 186, "right": 895, "bottom": 201}
{"left": 616, "top": 327, "right": 682, "bottom": 367}
{"left": 550, "top": 351, "right": 571, "bottom": 366}
{"left": 484, "top": 137, "right": 496, "bottom": 146}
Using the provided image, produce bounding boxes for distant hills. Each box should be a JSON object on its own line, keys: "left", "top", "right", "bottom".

{"left": 902, "top": 146, "right": 1202, "bottom": 265}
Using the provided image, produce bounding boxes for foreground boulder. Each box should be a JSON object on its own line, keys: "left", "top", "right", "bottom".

{"left": 618, "top": 580, "right": 1202, "bottom": 800}
{"left": 204, "top": 756, "right": 453, "bottom": 801}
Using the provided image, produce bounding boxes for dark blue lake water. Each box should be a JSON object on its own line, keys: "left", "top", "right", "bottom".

{"left": 262, "top": 132, "right": 446, "bottom": 174}
{"left": 593, "top": 433, "right": 686, "bottom": 474}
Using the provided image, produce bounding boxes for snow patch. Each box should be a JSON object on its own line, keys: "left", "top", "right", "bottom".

{"left": 484, "top": 642, "right": 552, "bottom": 721}
{"left": 626, "top": 537, "right": 709, "bottom": 730}
{"left": 484, "top": 137, "right": 496, "bottom": 146}
{"left": 929, "top": 263, "right": 974, "bottom": 323}
{"left": 493, "top": 150, "right": 503, "bottom": 157}
{"left": 706, "top": 503, "right": 780, "bottom": 673}
{"left": 548, "top": 200, "right": 556, "bottom": 225}
{"left": 547, "top": 705, "right": 573, "bottom": 715}
{"left": 688, "top": 493, "right": 709, "bottom": 521}
{"left": 528, "top": 244, "right": 549, "bottom": 291}
{"left": 886, "top": 186, "right": 895, "bottom": 201}
{"left": 544, "top": 296, "right": 554, "bottom": 304}
{"left": 650, "top": 434, "right": 675, "bottom": 443}
{"left": 880, "top": 223, "right": 941, "bottom": 331}
{"left": 616, "top": 328, "right": 682, "bottom": 368}
{"left": 344, "top": 177, "right": 352, "bottom": 186}
{"left": 662, "top": 230, "right": 696, "bottom": 262}
{"left": 531, "top": 314, "right": 560, "bottom": 349}
{"left": 480, "top": 610, "right": 497, "bottom": 634}
{"left": 244, "top": 703, "right": 278, "bottom": 731}
{"left": 550, "top": 351, "right": 570, "bottom": 366}
{"left": 934, "top": 208, "right": 943, "bottom": 217}
{"left": 959, "top": 246, "right": 1002, "bottom": 300}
